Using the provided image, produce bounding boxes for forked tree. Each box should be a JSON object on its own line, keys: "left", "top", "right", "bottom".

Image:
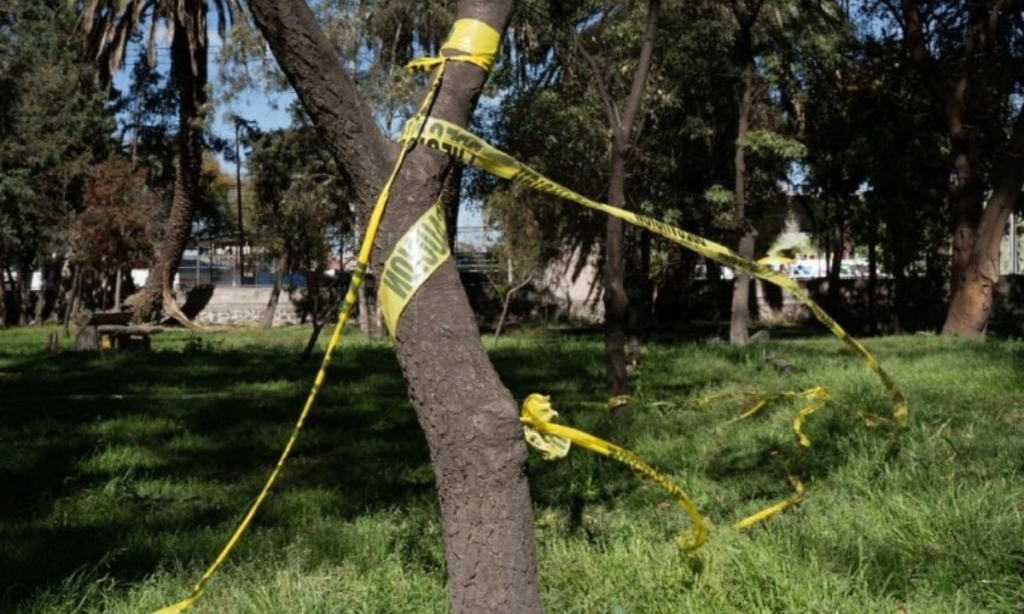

{"left": 570, "top": 0, "right": 662, "bottom": 406}
{"left": 245, "top": 1, "right": 542, "bottom": 612}
{"left": 71, "top": 0, "right": 243, "bottom": 323}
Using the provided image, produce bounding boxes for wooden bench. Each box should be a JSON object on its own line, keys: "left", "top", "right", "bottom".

{"left": 75, "top": 312, "right": 164, "bottom": 351}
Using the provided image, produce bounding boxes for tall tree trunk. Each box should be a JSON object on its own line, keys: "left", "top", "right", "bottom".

{"left": 942, "top": 171, "right": 1024, "bottom": 337}
{"left": 603, "top": 143, "right": 630, "bottom": 398}
{"left": 63, "top": 264, "right": 82, "bottom": 336}
{"left": 625, "top": 228, "right": 651, "bottom": 370}
{"left": 730, "top": 54, "right": 756, "bottom": 347}
{"left": 127, "top": 10, "right": 208, "bottom": 325}
{"left": 247, "top": 3, "right": 543, "bottom": 613}
{"left": 17, "top": 263, "right": 31, "bottom": 325}
{"left": 868, "top": 218, "right": 878, "bottom": 335}
{"left": 575, "top": 0, "right": 661, "bottom": 405}
{"left": 825, "top": 206, "right": 845, "bottom": 311}
{"left": 947, "top": 137, "right": 985, "bottom": 299}
{"left": 5, "top": 265, "right": 21, "bottom": 325}
{"left": 300, "top": 268, "right": 327, "bottom": 361}
{"left": 114, "top": 264, "right": 123, "bottom": 311}
{"left": 262, "top": 254, "right": 287, "bottom": 329}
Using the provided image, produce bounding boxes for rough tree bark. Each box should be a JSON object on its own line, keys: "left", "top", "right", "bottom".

{"left": 441, "top": 163, "right": 463, "bottom": 251}
{"left": 624, "top": 229, "right": 651, "bottom": 368}
{"left": 126, "top": 9, "right": 208, "bottom": 325}
{"left": 262, "top": 254, "right": 287, "bottom": 329}
{"left": 573, "top": 0, "right": 661, "bottom": 404}
{"left": 246, "top": 1, "right": 543, "bottom": 613}
{"left": 728, "top": 1, "right": 763, "bottom": 347}
{"left": 898, "top": 0, "right": 1024, "bottom": 338}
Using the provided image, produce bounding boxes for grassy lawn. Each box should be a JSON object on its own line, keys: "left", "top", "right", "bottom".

{"left": 1, "top": 324, "right": 1022, "bottom": 613}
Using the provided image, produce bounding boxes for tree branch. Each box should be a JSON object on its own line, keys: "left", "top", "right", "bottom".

{"left": 246, "top": 0, "right": 395, "bottom": 218}
{"left": 620, "top": 0, "right": 661, "bottom": 140}
{"left": 569, "top": 26, "right": 620, "bottom": 130}
{"left": 900, "top": 0, "right": 952, "bottom": 104}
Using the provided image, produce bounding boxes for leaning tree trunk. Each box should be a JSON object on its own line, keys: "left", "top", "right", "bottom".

{"left": 127, "top": 11, "right": 208, "bottom": 325}
{"left": 899, "top": 0, "right": 1024, "bottom": 338}
{"left": 729, "top": 54, "right": 756, "bottom": 347}
{"left": 247, "top": 2, "right": 542, "bottom": 613}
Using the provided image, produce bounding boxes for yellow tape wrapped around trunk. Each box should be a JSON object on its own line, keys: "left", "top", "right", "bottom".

{"left": 379, "top": 199, "right": 451, "bottom": 336}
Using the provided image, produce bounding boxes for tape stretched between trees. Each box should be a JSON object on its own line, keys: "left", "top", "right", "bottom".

{"left": 398, "top": 115, "right": 908, "bottom": 429}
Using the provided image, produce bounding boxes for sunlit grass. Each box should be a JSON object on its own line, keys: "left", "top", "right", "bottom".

{"left": 1, "top": 324, "right": 1022, "bottom": 613}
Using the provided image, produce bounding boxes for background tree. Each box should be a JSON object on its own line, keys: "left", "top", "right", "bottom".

{"left": 72, "top": 156, "right": 158, "bottom": 311}
{"left": 0, "top": 0, "right": 110, "bottom": 325}
{"left": 248, "top": 108, "right": 353, "bottom": 345}
{"left": 882, "top": 0, "right": 1024, "bottom": 338}
{"left": 72, "top": 0, "right": 244, "bottom": 323}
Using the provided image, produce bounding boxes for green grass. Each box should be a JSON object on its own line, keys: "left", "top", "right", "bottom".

{"left": 1, "top": 324, "right": 1022, "bottom": 613}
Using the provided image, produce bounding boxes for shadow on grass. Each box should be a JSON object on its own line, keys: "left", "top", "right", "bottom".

{"left": 0, "top": 342, "right": 430, "bottom": 608}
{"left": 5, "top": 329, "right": 1003, "bottom": 609}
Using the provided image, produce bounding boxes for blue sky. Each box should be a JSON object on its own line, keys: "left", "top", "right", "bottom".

{"left": 110, "top": 27, "right": 294, "bottom": 176}
{"left": 109, "top": 26, "right": 488, "bottom": 240}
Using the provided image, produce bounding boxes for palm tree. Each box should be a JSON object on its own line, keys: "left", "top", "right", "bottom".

{"left": 70, "top": 0, "right": 243, "bottom": 323}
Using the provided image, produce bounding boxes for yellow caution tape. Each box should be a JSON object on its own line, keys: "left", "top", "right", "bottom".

{"left": 733, "top": 470, "right": 805, "bottom": 530}
{"left": 145, "top": 16, "right": 502, "bottom": 614}
{"left": 400, "top": 116, "right": 908, "bottom": 428}
{"left": 726, "top": 387, "right": 828, "bottom": 528}
{"left": 606, "top": 395, "right": 632, "bottom": 410}
{"left": 521, "top": 394, "right": 706, "bottom": 550}
{"left": 379, "top": 198, "right": 451, "bottom": 336}
{"left": 406, "top": 18, "right": 501, "bottom": 74}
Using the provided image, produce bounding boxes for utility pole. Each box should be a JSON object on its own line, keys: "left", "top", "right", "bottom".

{"left": 234, "top": 118, "right": 246, "bottom": 285}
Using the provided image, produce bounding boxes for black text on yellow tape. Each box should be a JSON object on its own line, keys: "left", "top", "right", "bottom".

{"left": 379, "top": 199, "right": 451, "bottom": 336}
{"left": 400, "top": 116, "right": 907, "bottom": 428}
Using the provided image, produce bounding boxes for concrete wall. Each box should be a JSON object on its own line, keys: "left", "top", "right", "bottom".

{"left": 177, "top": 275, "right": 1024, "bottom": 331}
{"left": 183, "top": 286, "right": 302, "bottom": 326}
